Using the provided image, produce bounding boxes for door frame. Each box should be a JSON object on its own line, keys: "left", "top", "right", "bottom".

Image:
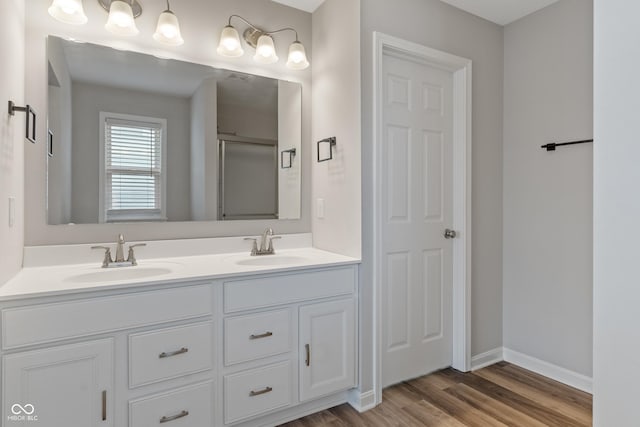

{"left": 372, "top": 32, "right": 472, "bottom": 403}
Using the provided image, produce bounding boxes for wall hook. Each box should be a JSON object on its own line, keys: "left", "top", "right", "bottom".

{"left": 8, "top": 100, "right": 36, "bottom": 144}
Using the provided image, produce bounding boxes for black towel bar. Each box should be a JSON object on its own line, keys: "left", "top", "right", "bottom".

{"left": 541, "top": 139, "right": 593, "bottom": 151}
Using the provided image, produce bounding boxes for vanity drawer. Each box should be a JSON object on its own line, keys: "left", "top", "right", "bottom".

{"left": 223, "top": 266, "right": 356, "bottom": 313}
{"left": 129, "top": 321, "right": 214, "bottom": 388}
{"left": 224, "top": 361, "right": 292, "bottom": 424}
{"left": 2, "top": 285, "right": 213, "bottom": 349}
{"left": 224, "top": 309, "right": 292, "bottom": 366}
{"left": 129, "top": 381, "right": 213, "bottom": 427}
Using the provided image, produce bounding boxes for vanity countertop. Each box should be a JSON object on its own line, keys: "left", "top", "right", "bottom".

{"left": 0, "top": 247, "right": 360, "bottom": 302}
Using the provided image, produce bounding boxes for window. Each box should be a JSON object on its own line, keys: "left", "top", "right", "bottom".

{"left": 99, "top": 112, "right": 167, "bottom": 223}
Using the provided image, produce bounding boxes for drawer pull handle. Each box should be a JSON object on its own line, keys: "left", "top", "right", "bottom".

{"left": 160, "top": 410, "right": 189, "bottom": 423}
{"left": 249, "top": 386, "right": 273, "bottom": 397}
{"left": 159, "top": 347, "right": 189, "bottom": 358}
{"left": 305, "top": 343, "right": 311, "bottom": 366}
{"left": 249, "top": 332, "right": 273, "bottom": 340}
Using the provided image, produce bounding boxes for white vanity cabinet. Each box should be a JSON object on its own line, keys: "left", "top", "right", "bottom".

{"left": 3, "top": 339, "right": 114, "bottom": 427}
{"left": 0, "top": 284, "right": 215, "bottom": 427}
{"left": 220, "top": 265, "right": 358, "bottom": 426}
{"left": 299, "top": 299, "right": 356, "bottom": 402}
{"left": 0, "top": 262, "right": 359, "bottom": 427}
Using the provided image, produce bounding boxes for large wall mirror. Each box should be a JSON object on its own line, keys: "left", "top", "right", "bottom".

{"left": 46, "top": 36, "right": 302, "bottom": 225}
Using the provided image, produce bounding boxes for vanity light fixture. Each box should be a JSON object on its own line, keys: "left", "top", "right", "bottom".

{"left": 153, "top": 0, "right": 184, "bottom": 46}
{"left": 217, "top": 15, "right": 309, "bottom": 70}
{"left": 48, "top": 0, "right": 88, "bottom": 25}
{"left": 104, "top": 0, "right": 140, "bottom": 36}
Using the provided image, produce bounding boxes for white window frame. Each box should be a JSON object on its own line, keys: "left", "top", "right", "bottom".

{"left": 98, "top": 112, "right": 168, "bottom": 223}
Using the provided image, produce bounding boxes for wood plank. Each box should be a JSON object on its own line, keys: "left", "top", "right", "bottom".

{"left": 438, "top": 368, "right": 586, "bottom": 427}
{"left": 445, "top": 383, "right": 549, "bottom": 427}
{"left": 402, "top": 400, "right": 468, "bottom": 427}
{"left": 475, "top": 365, "right": 591, "bottom": 425}
{"left": 500, "top": 363, "right": 592, "bottom": 407}
{"left": 405, "top": 378, "right": 509, "bottom": 427}
{"left": 418, "top": 370, "right": 460, "bottom": 390}
{"left": 281, "top": 363, "right": 592, "bottom": 427}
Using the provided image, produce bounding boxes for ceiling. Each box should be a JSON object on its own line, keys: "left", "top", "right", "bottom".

{"left": 270, "top": 0, "right": 326, "bottom": 13}
{"left": 272, "top": 0, "right": 560, "bottom": 26}
{"left": 439, "top": 0, "right": 560, "bottom": 26}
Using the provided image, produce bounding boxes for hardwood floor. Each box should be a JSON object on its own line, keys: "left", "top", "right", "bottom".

{"left": 280, "top": 362, "right": 592, "bottom": 426}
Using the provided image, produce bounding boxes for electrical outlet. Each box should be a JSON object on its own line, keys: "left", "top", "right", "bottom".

{"left": 316, "top": 198, "right": 325, "bottom": 219}
{"left": 8, "top": 197, "right": 15, "bottom": 227}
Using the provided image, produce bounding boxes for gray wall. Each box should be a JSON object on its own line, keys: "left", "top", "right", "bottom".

{"left": 503, "top": 0, "right": 593, "bottom": 377}
{"left": 70, "top": 82, "right": 192, "bottom": 223}
{"left": 0, "top": 0, "right": 24, "bottom": 285}
{"left": 593, "top": 0, "right": 640, "bottom": 424}
{"left": 361, "top": 0, "right": 504, "bottom": 391}
{"left": 25, "top": 0, "right": 312, "bottom": 245}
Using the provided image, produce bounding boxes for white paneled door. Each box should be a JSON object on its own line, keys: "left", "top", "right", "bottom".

{"left": 381, "top": 52, "right": 455, "bottom": 387}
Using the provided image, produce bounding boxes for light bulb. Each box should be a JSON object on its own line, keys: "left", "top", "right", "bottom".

{"left": 254, "top": 35, "right": 278, "bottom": 64}
{"left": 105, "top": 0, "right": 139, "bottom": 36}
{"left": 217, "top": 25, "right": 244, "bottom": 58}
{"left": 153, "top": 10, "right": 184, "bottom": 46}
{"left": 48, "top": 0, "right": 88, "bottom": 25}
{"left": 286, "top": 41, "right": 309, "bottom": 70}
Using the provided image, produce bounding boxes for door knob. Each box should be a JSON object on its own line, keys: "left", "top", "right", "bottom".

{"left": 444, "top": 229, "right": 457, "bottom": 239}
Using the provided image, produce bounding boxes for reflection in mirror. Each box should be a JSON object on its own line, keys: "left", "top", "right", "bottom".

{"left": 46, "top": 36, "right": 302, "bottom": 225}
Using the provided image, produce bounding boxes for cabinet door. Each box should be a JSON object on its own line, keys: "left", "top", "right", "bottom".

{"left": 299, "top": 299, "right": 356, "bottom": 401}
{"left": 3, "top": 338, "right": 114, "bottom": 427}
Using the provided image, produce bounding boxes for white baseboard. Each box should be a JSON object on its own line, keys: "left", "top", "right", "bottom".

{"left": 348, "top": 389, "right": 377, "bottom": 413}
{"left": 471, "top": 347, "right": 504, "bottom": 371}
{"left": 503, "top": 348, "right": 593, "bottom": 394}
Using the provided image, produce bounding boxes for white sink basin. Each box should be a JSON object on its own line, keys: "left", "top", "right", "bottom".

{"left": 65, "top": 266, "right": 174, "bottom": 284}
{"left": 232, "top": 255, "right": 308, "bottom": 267}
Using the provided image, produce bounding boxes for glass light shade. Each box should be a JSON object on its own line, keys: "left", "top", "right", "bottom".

{"left": 253, "top": 35, "right": 278, "bottom": 64}
{"left": 48, "top": 0, "right": 88, "bottom": 25}
{"left": 105, "top": 0, "right": 139, "bottom": 36}
{"left": 286, "top": 41, "right": 309, "bottom": 70}
{"left": 217, "top": 25, "right": 244, "bottom": 57}
{"left": 153, "top": 10, "right": 184, "bottom": 46}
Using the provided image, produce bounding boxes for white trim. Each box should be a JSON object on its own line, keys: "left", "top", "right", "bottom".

{"left": 347, "top": 389, "right": 377, "bottom": 413}
{"left": 503, "top": 348, "right": 593, "bottom": 394}
{"left": 471, "top": 347, "right": 504, "bottom": 371}
{"left": 372, "top": 32, "right": 473, "bottom": 405}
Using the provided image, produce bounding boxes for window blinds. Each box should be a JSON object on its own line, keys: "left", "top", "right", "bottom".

{"left": 104, "top": 117, "right": 163, "bottom": 221}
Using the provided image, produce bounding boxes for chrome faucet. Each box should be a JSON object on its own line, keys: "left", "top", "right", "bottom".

{"left": 244, "top": 228, "right": 281, "bottom": 256}
{"left": 92, "top": 234, "right": 146, "bottom": 268}
{"left": 115, "top": 234, "right": 126, "bottom": 263}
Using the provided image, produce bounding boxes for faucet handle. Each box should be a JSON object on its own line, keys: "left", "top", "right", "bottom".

{"left": 244, "top": 238, "right": 258, "bottom": 256}
{"left": 267, "top": 236, "right": 281, "bottom": 252}
{"left": 126, "top": 243, "right": 146, "bottom": 266}
{"left": 91, "top": 246, "right": 113, "bottom": 268}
